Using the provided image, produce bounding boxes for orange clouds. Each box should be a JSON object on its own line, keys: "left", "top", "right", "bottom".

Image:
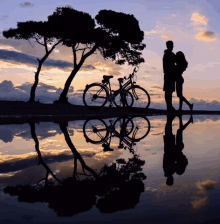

{"left": 161, "top": 34, "right": 177, "bottom": 39}
{"left": 144, "top": 30, "right": 157, "bottom": 35}
{"left": 191, "top": 12, "right": 208, "bottom": 26}
{"left": 191, "top": 12, "right": 216, "bottom": 42}
{"left": 195, "top": 31, "right": 216, "bottom": 42}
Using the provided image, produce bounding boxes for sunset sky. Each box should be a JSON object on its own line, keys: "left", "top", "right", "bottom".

{"left": 0, "top": 0, "right": 220, "bottom": 109}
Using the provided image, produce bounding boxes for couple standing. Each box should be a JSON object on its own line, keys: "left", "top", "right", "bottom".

{"left": 163, "top": 40, "right": 193, "bottom": 112}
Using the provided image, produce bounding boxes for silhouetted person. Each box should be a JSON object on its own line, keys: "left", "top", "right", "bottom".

{"left": 163, "top": 40, "right": 176, "bottom": 112}
{"left": 175, "top": 51, "right": 193, "bottom": 112}
{"left": 163, "top": 115, "right": 193, "bottom": 186}
{"left": 163, "top": 114, "right": 176, "bottom": 185}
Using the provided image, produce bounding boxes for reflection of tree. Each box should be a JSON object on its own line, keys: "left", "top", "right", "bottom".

{"left": 163, "top": 115, "right": 193, "bottom": 186}
{"left": 29, "top": 123, "right": 62, "bottom": 185}
{"left": 96, "top": 155, "right": 146, "bottom": 213}
{"left": 59, "top": 122, "right": 98, "bottom": 179}
{"left": 4, "top": 121, "right": 146, "bottom": 217}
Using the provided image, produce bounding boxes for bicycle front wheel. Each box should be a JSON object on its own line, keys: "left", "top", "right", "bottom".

{"left": 83, "top": 118, "right": 108, "bottom": 144}
{"left": 113, "top": 117, "right": 134, "bottom": 136}
{"left": 113, "top": 90, "right": 134, "bottom": 109}
{"left": 126, "top": 86, "right": 150, "bottom": 111}
{"left": 127, "top": 116, "right": 151, "bottom": 141}
{"left": 83, "top": 84, "right": 108, "bottom": 109}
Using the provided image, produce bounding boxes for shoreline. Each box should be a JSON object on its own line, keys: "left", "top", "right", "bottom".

{"left": 0, "top": 100, "right": 219, "bottom": 124}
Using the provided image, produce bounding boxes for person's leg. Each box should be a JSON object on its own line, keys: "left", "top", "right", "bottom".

{"left": 176, "top": 81, "right": 183, "bottom": 111}
{"left": 165, "top": 91, "right": 171, "bottom": 108}
{"left": 165, "top": 91, "right": 175, "bottom": 111}
{"left": 177, "top": 81, "right": 193, "bottom": 111}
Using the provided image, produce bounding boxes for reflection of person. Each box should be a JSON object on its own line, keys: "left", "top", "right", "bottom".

{"left": 175, "top": 51, "right": 193, "bottom": 112}
{"left": 163, "top": 40, "right": 176, "bottom": 112}
{"left": 163, "top": 115, "right": 193, "bottom": 186}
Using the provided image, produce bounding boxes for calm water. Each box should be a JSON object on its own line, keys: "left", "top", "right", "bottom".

{"left": 0, "top": 115, "right": 220, "bottom": 224}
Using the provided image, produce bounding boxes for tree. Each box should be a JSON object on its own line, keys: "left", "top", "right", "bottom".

{"left": 3, "top": 21, "right": 62, "bottom": 103}
{"left": 48, "top": 7, "right": 146, "bottom": 104}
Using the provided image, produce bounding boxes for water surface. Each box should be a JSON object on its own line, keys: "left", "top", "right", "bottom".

{"left": 0, "top": 115, "right": 220, "bottom": 223}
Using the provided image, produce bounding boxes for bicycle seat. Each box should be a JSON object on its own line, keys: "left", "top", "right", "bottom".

{"left": 118, "top": 78, "right": 123, "bottom": 83}
{"left": 103, "top": 75, "right": 113, "bottom": 80}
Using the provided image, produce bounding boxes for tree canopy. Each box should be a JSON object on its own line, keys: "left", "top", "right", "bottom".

{"left": 47, "top": 6, "right": 146, "bottom": 103}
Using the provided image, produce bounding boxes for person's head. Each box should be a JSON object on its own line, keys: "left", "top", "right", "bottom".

{"left": 176, "top": 51, "right": 188, "bottom": 66}
{"left": 166, "top": 176, "right": 174, "bottom": 186}
{"left": 166, "top": 40, "right": 174, "bottom": 51}
{"left": 176, "top": 51, "right": 186, "bottom": 61}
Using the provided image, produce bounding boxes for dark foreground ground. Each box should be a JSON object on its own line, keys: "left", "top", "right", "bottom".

{"left": 0, "top": 100, "right": 219, "bottom": 124}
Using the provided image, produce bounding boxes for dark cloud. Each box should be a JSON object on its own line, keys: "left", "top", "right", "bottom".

{"left": 203, "top": 31, "right": 215, "bottom": 38}
{"left": 0, "top": 49, "right": 96, "bottom": 71}
{"left": 20, "top": 2, "right": 34, "bottom": 7}
{"left": 150, "top": 86, "right": 163, "bottom": 90}
{"left": 0, "top": 80, "right": 84, "bottom": 104}
{"left": 0, "top": 15, "right": 8, "bottom": 21}
{"left": 83, "top": 64, "right": 96, "bottom": 70}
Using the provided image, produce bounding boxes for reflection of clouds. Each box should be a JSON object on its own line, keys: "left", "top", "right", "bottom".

{"left": 191, "top": 179, "right": 216, "bottom": 211}
{"left": 196, "top": 179, "right": 216, "bottom": 194}
{"left": 0, "top": 149, "right": 97, "bottom": 174}
{"left": 0, "top": 122, "right": 79, "bottom": 145}
{"left": 191, "top": 196, "right": 208, "bottom": 210}
{"left": 0, "top": 129, "right": 13, "bottom": 143}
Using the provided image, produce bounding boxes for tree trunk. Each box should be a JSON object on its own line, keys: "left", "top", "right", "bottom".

{"left": 28, "top": 38, "right": 62, "bottom": 103}
{"left": 29, "top": 122, "right": 62, "bottom": 184}
{"left": 57, "top": 45, "right": 97, "bottom": 103}
{"left": 59, "top": 122, "right": 98, "bottom": 179}
{"left": 58, "top": 65, "right": 81, "bottom": 103}
{"left": 28, "top": 56, "right": 48, "bottom": 103}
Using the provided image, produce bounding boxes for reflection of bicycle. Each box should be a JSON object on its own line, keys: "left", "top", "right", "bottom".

{"left": 83, "top": 116, "right": 151, "bottom": 153}
{"left": 83, "top": 67, "right": 150, "bottom": 111}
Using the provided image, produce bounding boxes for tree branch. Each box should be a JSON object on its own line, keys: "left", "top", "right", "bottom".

{"left": 28, "top": 39, "right": 34, "bottom": 48}
{"left": 75, "top": 43, "right": 79, "bottom": 49}
{"left": 72, "top": 46, "right": 77, "bottom": 68}
{"left": 44, "top": 36, "right": 48, "bottom": 54}
{"left": 75, "top": 47, "right": 89, "bottom": 52}
{"left": 48, "top": 39, "right": 62, "bottom": 54}
{"left": 82, "top": 44, "right": 97, "bottom": 60}
{"left": 35, "top": 38, "right": 44, "bottom": 46}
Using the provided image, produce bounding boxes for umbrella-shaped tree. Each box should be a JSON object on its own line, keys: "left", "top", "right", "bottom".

{"left": 3, "top": 21, "right": 62, "bottom": 103}
{"left": 48, "top": 7, "right": 146, "bottom": 104}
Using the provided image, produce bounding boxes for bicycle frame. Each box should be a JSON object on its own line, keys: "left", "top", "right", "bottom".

{"left": 101, "top": 118, "right": 136, "bottom": 152}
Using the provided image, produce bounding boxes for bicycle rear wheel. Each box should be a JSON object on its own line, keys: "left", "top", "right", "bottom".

{"left": 126, "top": 86, "right": 150, "bottom": 111}
{"left": 83, "top": 83, "right": 108, "bottom": 109}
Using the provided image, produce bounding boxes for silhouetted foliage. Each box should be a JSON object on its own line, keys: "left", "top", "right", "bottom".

{"left": 3, "top": 21, "right": 62, "bottom": 103}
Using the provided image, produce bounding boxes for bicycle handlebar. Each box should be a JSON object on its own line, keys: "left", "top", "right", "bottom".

{"left": 122, "top": 66, "right": 139, "bottom": 81}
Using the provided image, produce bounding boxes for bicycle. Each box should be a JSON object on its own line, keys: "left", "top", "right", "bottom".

{"left": 83, "top": 67, "right": 151, "bottom": 111}
{"left": 83, "top": 116, "right": 151, "bottom": 153}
